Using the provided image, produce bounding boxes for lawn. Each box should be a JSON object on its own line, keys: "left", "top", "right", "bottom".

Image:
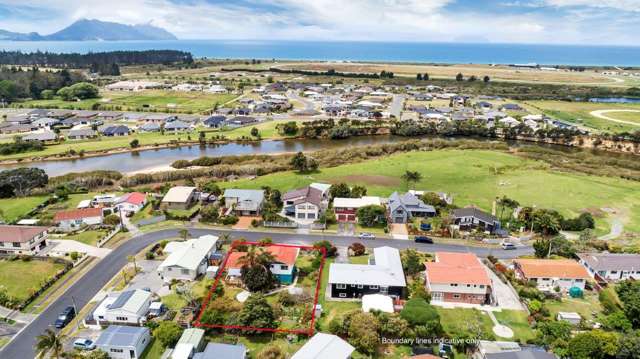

{"left": 17, "top": 90, "right": 237, "bottom": 114}
{"left": 220, "top": 149, "right": 640, "bottom": 235}
{"left": 221, "top": 119, "right": 303, "bottom": 140}
{"left": 60, "top": 229, "right": 107, "bottom": 246}
{"left": 493, "top": 310, "right": 536, "bottom": 343}
{"left": 0, "top": 196, "right": 48, "bottom": 223}
{"left": 0, "top": 259, "right": 66, "bottom": 302}
{"left": 140, "top": 338, "right": 164, "bottom": 359}
{"left": 436, "top": 307, "right": 495, "bottom": 338}
{"left": 522, "top": 100, "right": 640, "bottom": 133}
{"left": 160, "top": 292, "right": 187, "bottom": 311}
{"left": 544, "top": 291, "right": 603, "bottom": 321}
{"left": 349, "top": 255, "right": 370, "bottom": 264}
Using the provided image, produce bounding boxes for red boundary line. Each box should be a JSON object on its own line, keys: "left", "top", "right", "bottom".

{"left": 194, "top": 241, "right": 327, "bottom": 336}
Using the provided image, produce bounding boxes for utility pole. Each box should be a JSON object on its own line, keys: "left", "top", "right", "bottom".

{"left": 71, "top": 295, "right": 80, "bottom": 332}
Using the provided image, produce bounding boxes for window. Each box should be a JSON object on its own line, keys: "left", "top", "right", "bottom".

{"left": 110, "top": 349, "right": 124, "bottom": 353}
{"left": 280, "top": 265, "right": 288, "bottom": 271}
{"left": 12, "top": 242, "right": 20, "bottom": 248}
{"left": 181, "top": 269, "right": 189, "bottom": 275}
{"left": 369, "top": 285, "right": 379, "bottom": 290}
{"left": 339, "top": 293, "right": 347, "bottom": 298}
{"left": 116, "top": 316, "right": 128, "bottom": 321}
{"left": 453, "top": 294, "right": 461, "bottom": 299}
{"left": 479, "top": 285, "right": 485, "bottom": 288}
{"left": 336, "top": 284, "right": 346, "bottom": 289}
{"left": 450, "top": 283, "right": 458, "bottom": 287}
{"left": 467, "top": 284, "right": 471, "bottom": 287}
{"left": 357, "top": 285, "right": 363, "bottom": 289}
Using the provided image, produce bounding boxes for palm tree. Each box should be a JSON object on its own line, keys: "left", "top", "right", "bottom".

{"left": 238, "top": 246, "right": 260, "bottom": 268}
{"left": 36, "top": 329, "right": 65, "bottom": 359}
{"left": 402, "top": 170, "right": 422, "bottom": 190}
{"left": 178, "top": 228, "right": 189, "bottom": 241}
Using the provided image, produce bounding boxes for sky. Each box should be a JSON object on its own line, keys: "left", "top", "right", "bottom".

{"left": 0, "top": 0, "right": 639, "bottom": 45}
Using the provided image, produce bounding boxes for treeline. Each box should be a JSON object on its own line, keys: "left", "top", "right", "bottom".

{"left": 220, "top": 67, "right": 394, "bottom": 79}
{"left": 0, "top": 67, "right": 84, "bottom": 101}
{"left": 0, "top": 50, "right": 194, "bottom": 68}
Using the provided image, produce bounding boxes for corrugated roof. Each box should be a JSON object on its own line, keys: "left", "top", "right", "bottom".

{"left": 577, "top": 253, "right": 640, "bottom": 272}
{"left": 426, "top": 252, "right": 491, "bottom": 286}
{"left": 329, "top": 246, "right": 406, "bottom": 287}
{"left": 0, "top": 225, "right": 47, "bottom": 243}
{"left": 226, "top": 246, "right": 299, "bottom": 269}
{"left": 515, "top": 259, "right": 590, "bottom": 280}
{"left": 162, "top": 186, "right": 196, "bottom": 203}
{"left": 292, "top": 333, "right": 355, "bottom": 359}
{"left": 54, "top": 207, "right": 102, "bottom": 222}
{"left": 108, "top": 289, "right": 151, "bottom": 314}
{"left": 333, "top": 196, "right": 382, "bottom": 209}
{"left": 95, "top": 325, "right": 149, "bottom": 347}
{"left": 195, "top": 343, "right": 246, "bottom": 359}
{"left": 158, "top": 235, "right": 218, "bottom": 271}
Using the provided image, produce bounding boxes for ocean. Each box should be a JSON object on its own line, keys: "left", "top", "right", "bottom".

{"left": 1, "top": 40, "right": 639, "bottom": 66}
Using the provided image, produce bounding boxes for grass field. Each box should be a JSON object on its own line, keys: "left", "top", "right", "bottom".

{"left": 0, "top": 259, "right": 65, "bottom": 301}
{"left": 60, "top": 230, "right": 107, "bottom": 246}
{"left": 545, "top": 291, "right": 603, "bottom": 321}
{"left": 0, "top": 196, "right": 48, "bottom": 222}
{"left": 17, "top": 90, "right": 237, "bottom": 114}
{"left": 522, "top": 100, "right": 640, "bottom": 132}
{"left": 221, "top": 149, "right": 640, "bottom": 235}
{"left": 222, "top": 119, "right": 302, "bottom": 140}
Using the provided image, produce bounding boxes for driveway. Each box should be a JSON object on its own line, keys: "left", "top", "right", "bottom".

{"left": 43, "top": 240, "right": 112, "bottom": 259}
{"left": 487, "top": 266, "right": 524, "bottom": 310}
{"left": 126, "top": 260, "right": 167, "bottom": 295}
{"left": 232, "top": 216, "right": 256, "bottom": 230}
{"left": 390, "top": 224, "right": 409, "bottom": 240}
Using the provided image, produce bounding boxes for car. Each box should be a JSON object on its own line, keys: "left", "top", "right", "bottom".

{"left": 414, "top": 236, "right": 434, "bottom": 244}
{"left": 358, "top": 232, "right": 375, "bottom": 240}
{"left": 501, "top": 242, "right": 517, "bottom": 250}
{"left": 73, "top": 338, "right": 96, "bottom": 351}
{"left": 54, "top": 306, "right": 75, "bottom": 328}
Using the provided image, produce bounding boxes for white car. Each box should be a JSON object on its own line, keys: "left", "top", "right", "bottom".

{"left": 501, "top": 242, "right": 517, "bottom": 250}
{"left": 358, "top": 232, "right": 375, "bottom": 240}
{"left": 73, "top": 338, "right": 96, "bottom": 351}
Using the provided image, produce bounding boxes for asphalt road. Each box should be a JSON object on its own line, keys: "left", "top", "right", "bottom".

{"left": 1, "top": 228, "right": 531, "bottom": 358}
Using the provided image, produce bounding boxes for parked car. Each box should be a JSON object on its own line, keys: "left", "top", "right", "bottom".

{"left": 501, "top": 242, "right": 517, "bottom": 250}
{"left": 414, "top": 236, "right": 434, "bottom": 244}
{"left": 358, "top": 232, "right": 375, "bottom": 240}
{"left": 73, "top": 338, "right": 96, "bottom": 351}
{"left": 54, "top": 306, "right": 75, "bottom": 328}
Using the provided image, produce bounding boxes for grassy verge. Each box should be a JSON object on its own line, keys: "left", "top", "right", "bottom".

{"left": 0, "top": 259, "right": 66, "bottom": 303}
{"left": 0, "top": 196, "right": 48, "bottom": 222}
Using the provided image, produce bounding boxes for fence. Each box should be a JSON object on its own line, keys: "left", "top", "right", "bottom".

{"left": 137, "top": 215, "right": 167, "bottom": 227}
{"left": 264, "top": 221, "right": 298, "bottom": 228}
{"left": 97, "top": 224, "right": 122, "bottom": 248}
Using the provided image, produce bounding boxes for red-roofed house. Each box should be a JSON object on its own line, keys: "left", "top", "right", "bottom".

{"left": 54, "top": 208, "right": 104, "bottom": 232}
{"left": 513, "top": 258, "right": 590, "bottom": 292}
{"left": 226, "top": 246, "right": 300, "bottom": 284}
{"left": 0, "top": 225, "right": 49, "bottom": 255}
{"left": 115, "top": 192, "right": 147, "bottom": 214}
{"left": 425, "top": 252, "right": 492, "bottom": 304}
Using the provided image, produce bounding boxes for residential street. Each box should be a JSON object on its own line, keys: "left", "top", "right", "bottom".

{"left": 0, "top": 227, "right": 532, "bottom": 358}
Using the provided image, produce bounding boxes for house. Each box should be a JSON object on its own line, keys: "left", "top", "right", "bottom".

{"left": 408, "top": 190, "right": 453, "bottom": 205}
{"left": 101, "top": 125, "right": 131, "bottom": 137}
{"left": 203, "top": 115, "right": 226, "bottom": 128}
{"left": 106, "top": 80, "right": 163, "bottom": 91}
{"left": 95, "top": 325, "right": 150, "bottom": 359}
{"left": 0, "top": 225, "right": 48, "bottom": 255}
{"left": 164, "top": 120, "right": 192, "bottom": 132}
{"left": 226, "top": 116, "right": 256, "bottom": 127}
{"left": 90, "top": 289, "right": 152, "bottom": 326}
{"left": 292, "top": 333, "right": 355, "bottom": 359}
{"left": 32, "top": 117, "right": 60, "bottom": 128}
{"left": 167, "top": 328, "right": 205, "bottom": 359}
{"left": 223, "top": 189, "right": 265, "bottom": 216}
{"left": 194, "top": 343, "right": 247, "bottom": 359}
{"left": 513, "top": 258, "right": 590, "bottom": 292}
{"left": 97, "top": 111, "right": 123, "bottom": 122}
{"left": 91, "top": 193, "right": 118, "bottom": 207}
{"left": 157, "top": 235, "right": 218, "bottom": 282}
{"left": 22, "top": 131, "right": 57, "bottom": 143}
{"left": 425, "top": 252, "right": 492, "bottom": 305}
{"left": 474, "top": 340, "right": 556, "bottom": 359}
{"left": 114, "top": 192, "right": 147, "bottom": 214}
{"left": 329, "top": 246, "right": 406, "bottom": 299}
{"left": 333, "top": 196, "right": 384, "bottom": 223}
{"left": 138, "top": 122, "right": 161, "bottom": 133}
{"left": 283, "top": 185, "right": 328, "bottom": 221}
{"left": 226, "top": 245, "right": 300, "bottom": 284}
{"left": 387, "top": 192, "right": 436, "bottom": 224}
{"left": 577, "top": 253, "right": 640, "bottom": 282}
{"left": 452, "top": 208, "right": 501, "bottom": 234}
{"left": 54, "top": 208, "right": 103, "bottom": 232}
{"left": 67, "top": 128, "right": 97, "bottom": 140}
{"left": 500, "top": 103, "right": 524, "bottom": 111}
{"left": 161, "top": 186, "right": 197, "bottom": 210}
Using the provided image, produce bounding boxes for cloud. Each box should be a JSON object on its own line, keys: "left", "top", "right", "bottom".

{"left": 0, "top": 0, "right": 638, "bottom": 45}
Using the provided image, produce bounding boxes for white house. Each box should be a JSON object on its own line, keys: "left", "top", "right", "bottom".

{"left": 0, "top": 225, "right": 49, "bottom": 255}
{"left": 114, "top": 192, "right": 147, "bottom": 214}
{"left": 53, "top": 208, "right": 103, "bottom": 232}
{"left": 292, "top": 333, "right": 355, "bottom": 359}
{"left": 90, "top": 289, "right": 152, "bottom": 326}
{"left": 283, "top": 184, "right": 330, "bottom": 222}
{"left": 162, "top": 186, "right": 198, "bottom": 210}
{"left": 577, "top": 253, "right": 640, "bottom": 282}
{"left": 95, "top": 326, "right": 151, "bottom": 359}
{"left": 157, "top": 235, "right": 218, "bottom": 282}
{"left": 513, "top": 259, "right": 590, "bottom": 292}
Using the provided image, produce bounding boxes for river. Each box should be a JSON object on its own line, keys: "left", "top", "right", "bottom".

{"left": 0, "top": 136, "right": 413, "bottom": 176}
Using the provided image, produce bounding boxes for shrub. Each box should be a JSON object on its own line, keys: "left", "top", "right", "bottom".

{"left": 153, "top": 321, "right": 183, "bottom": 348}
{"left": 349, "top": 242, "right": 366, "bottom": 256}
{"left": 221, "top": 215, "right": 239, "bottom": 225}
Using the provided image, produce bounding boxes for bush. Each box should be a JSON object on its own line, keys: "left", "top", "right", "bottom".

{"left": 69, "top": 251, "right": 79, "bottom": 261}
{"left": 349, "top": 242, "right": 366, "bottom": 256}
{"left": 104, "top": 214, "right": 121, "bottom": 226}
{"left": 221, "top": 215, "right": 239, "bottom": 225}
{"left": 57, "top": 82, "right": 99, "bottom": 100}
{"left": 153, "top": 321, "right": 183, "bottom": 348}
{"left": 313, "top": 240, "right": 337, "bottom": 257}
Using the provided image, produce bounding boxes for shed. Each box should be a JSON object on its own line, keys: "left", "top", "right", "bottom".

{"left": 557, "top": 312, "right": 581, "bottom": 325}
{"left": 362, "top": 294, "right": 394, "bottom": 313}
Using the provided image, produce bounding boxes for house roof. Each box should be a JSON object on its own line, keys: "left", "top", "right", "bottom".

{"left": 194, "top": 343, "right": 247, "bottom": 359}
{"left": 176, "top": 328, "right": 205, "bottom": 347}
{"left": 577, "top": 253, "right": 640, "bottom": 272}
{"left": 284, "top": 186, "right": 324, "bottom": 207}
{"left": 22, "top": 131, "right": 57, "bottom": 141}
{"left": 514, "top": 259, "right": 590, "bottom": 280}
{"left": 108, "top": 289, "right": 151, "bottom": 313}
{"left": 223, "top": 189, "right": 265, "bottom": 211}
{"left": 388, "top": 192, "right": 435, "bottom": 214}
{"left": 453, "top": 207, "right": 498, "bottom": 224}
{"left": 226, "top": 246, "right": 300, "bottom": 269}
{"left": 329, "top": 246, "right": 406, "bottom": 287}
{"left": 118, "top": 192, "right": 146, "bottom": 206}
{"left": 95, "top": 325, "right": 149, "bottom": 347}
{"left": 101, "top": 125, "right": 130, "bottom": 135}
{"left": 0, "top": 225, "right": 47, "bottom": 243}
{"left": 333, "top": 196, "right": 382, "bottom": 209}
{"left": 292, "top": 333, "right": 355, "bottom": 359}
{"left": 68, "top": 128, "right": 96, "bottom": 137}
{"left": 426, "top": 252, "right": 491, "bottom": 286}
{"left": 164, "top": 120, "right": 190, "bottom": 129}
{"left": 54, "top": 207, "right": 103, "bottom": 222}
{"left": 485, "top": 350, "right": 557, "bottom": 359}
{"left": 162, "top": 186, "right": 196, "bottom": 203}
{"left": 158, "top": 235, "right": 218, "bottom": 271}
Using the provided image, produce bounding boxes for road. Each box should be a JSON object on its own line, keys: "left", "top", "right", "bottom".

{"left": 390, "top": 94, "right": 406, "bottom": 118}
{"left": 1, "top": 227, "right": 531, "bottom": 358}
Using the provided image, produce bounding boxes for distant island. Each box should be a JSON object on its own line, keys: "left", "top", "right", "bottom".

{"left": 0, "top": 19, "right": 177, "bottom": 41}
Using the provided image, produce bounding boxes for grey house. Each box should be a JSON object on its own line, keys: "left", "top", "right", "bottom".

{"left": 387, "top": 192, "right": 436, "bottom": 224}
{"left": 95, "top": 326, "right": 150, "bottom": 359}
{"left": 452, "top": 208, "right": 501, "bottom": 234}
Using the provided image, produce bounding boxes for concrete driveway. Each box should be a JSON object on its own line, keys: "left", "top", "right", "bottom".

{"left": 390, "top": 224, "right": 409, "bottom": 240}
{"left": 488, "top": 267, "right": 525, "bottom": 310}
{"left": 43, "top": 240, "right": 112, "bottom": 258}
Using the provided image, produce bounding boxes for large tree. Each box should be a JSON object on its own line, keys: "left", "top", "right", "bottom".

{"left": 566, "top": 330, "right": 619, "bottom": 359}
{"left": 153, "top": 321, "right": 183, "bottom": 348}
{"left": 36, "top": 329, "right": 65, "bottom": 359}
{"left": 356, "top": 205, "right": 386, "bottom": 227}
{"left": 0, "top": 167, "right": 48, "bottom": 197}
{"left": 238, "top": 294, "right": 277, "bottom": 331}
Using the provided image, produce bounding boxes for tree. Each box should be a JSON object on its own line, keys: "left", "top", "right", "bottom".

{"left": 400, "top": 298, "right": 442, "bottom": 336}
{"left": 617, "top": 330, "right": 640, "bottom": 359}
{"left": 378, "top": 313, "right": 410, "bottom": 339}
{"left": 250, "top": 127, "right": 259, "bottom": 137}
{"left": 483, "top": 75, "right": 490, "bottom": 83}
{"left": 423, "top": 73, "right": 429, "bottom": 80}
{"left": 279, "top": 121, "right": 298, "bottom": 136}
{"left": 314, "top": 240, "right": 338, "bottom": 257}
{"left": 566, "top": 330, "right": 619, "bottom": 359}
{"left": 200, "top": 205, "right": 219, "bottom": 223}
{"left": 36, "top": 329, "right": 65, "bottom": 359}
{"left": 421, "top": 192, "right": 447, "bottom": 210}
{"left": 201, "top": 181, "right": 222, "bottom": 196}
{"left": 497, "top": 196, "right": 519, "bottom": 222}
{"left": 289, "top": 152, "right": 317, "bottom": 173}
{"left": 0, "top": 80, "right": 19, "bottom": 102}
{"left": 616, "top": 280, "right": 640, "bottom": 328}
{"left": 402, "top": 170, "right": 422, "bottom": 190}
{"left": 57, "top": 82, "right": 99, "bottom": 101}
{"left": 104, "top": 213, "right": 121, "bottom": 226}
{"left": 456, "top": 72, "right": 464, "bottom": 81}
{"left": 329, "top": 183, "right": 351, "bottom": 199}
{"left": 357, "top": 205, "right": 386, "bottom": 227}
{"left": 348, "top": 312, "right": 380, "bottom": 355}
{"left": 0, "top": 167, "right": 48, "bottom": 197}
{"left": 350, "top": 185, "right": 367, "bottom": 198}
{"left": 401, "top": 249, "right": 424, "bottom": 276}
{"left": 241, "top": 262, "right": 278, "bottom": 292}
{"left": 85, "top": 350, "right": 109, "bottom": 359}
{"left": 536, "top": 320, "right": 572, "bottom": 346}
{"left": 130, "top": 138, "right": 140, "bottom": 148}
{"left": 238, "top": 294, "right": 277, "bottom": 331}
{"left": 153, "top": 321, "right": 183, "bottom": 348}
{"left": 349, "top": 242, "right": 366, "bottom": 256}
{"left": 533, "top": 209, "right": 562, "bottom": 235}
{"left": 178, "top": 228, "right": 189, "bottom": 240}
{"left": 416, "top": 73, "right": 423, "bottom": 80}
{"left": 256, "top": 345, "right": 285, "bottom": 359}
